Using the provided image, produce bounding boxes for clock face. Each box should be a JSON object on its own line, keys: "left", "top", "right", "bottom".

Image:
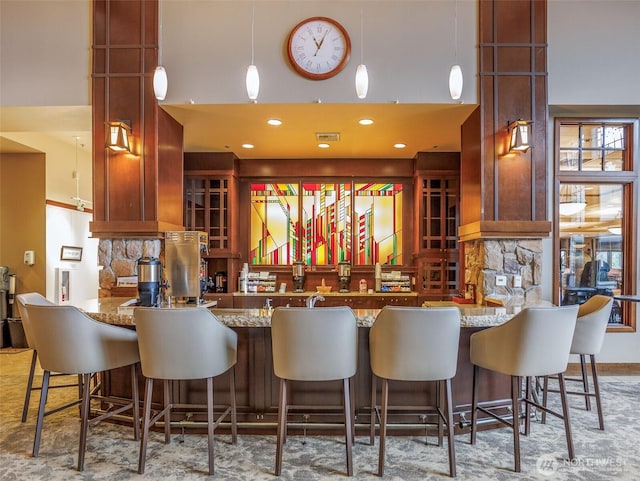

{"left": 287, "top": 17, "right": 351, "bottom": 80}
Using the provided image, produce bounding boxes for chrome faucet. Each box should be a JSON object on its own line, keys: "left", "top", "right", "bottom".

{"left": 306, "top": 293, "right": 325, "bottom": 308}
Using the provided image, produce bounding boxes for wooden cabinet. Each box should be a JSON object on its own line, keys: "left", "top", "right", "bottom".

{"left": 414, "top": 153, "right": 461, "bottom": 300}
{"left": 232, "top": 293, "right": 417, "bottom": 309}
{"left": 184, "top": 176, "right": 230, "bottom": 251}
{"left": 184, "top": 153, "right": 242, "bottom": 292}
{"left": 202, "top": 293, "right": 234, "bottom": 308}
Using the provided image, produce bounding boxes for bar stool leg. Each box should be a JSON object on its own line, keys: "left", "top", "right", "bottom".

{"left": 77, "top": 372, "right": 92, "bottom": 471}
{"left": 378, "top": 378, "right": 389, "bottom": 476}
{"left": 541, "top": 376, "right": 549, "bottom": 424}
{"left": 32, "top": 370, "right": 50, "bottom": 457}
{"left": 22, "top": 350, "right": 38, "bottom": 422}
{"left": 558, "top": 372, "right": 575, "bottom": 460}
{"left": 444, "top": 378, "right": 456, "bottom": 477}
{"left": 343, "top": 378, "right": 353, "bottom": 476}
{"left": 580, "top": 354, "right": 592, "bottom": 411}
{"left": 138, "top": 377, "right": 154, "bottom": 474}
{"left": 275, "top": 379, "right": 287, "bottom": 476}
{"left": 130, "top": 364, "right": 140, "bottom": 441}
{"left": 207, "top": 376, "right": 215, "bottom": 475}
{"left": 163, "top": 379, "right": 171, "bottom": 444}
{"left": 470, "top": 365, "right": 479, "bottom": 445}
{"left": 590, "top": 355, "right": 604, "bottom": 430}
{"left": 511, "top": 376, "right": 521, "bottom": 473}
{"left": 437, "top": 380, "right": 443, "bottom": 447}
{"left": 230, "top": 366, "right": 238, "bottom": 443}
{"left": 370, "top": 374, "right": 377, "bottom": 446}
{"left": 524, "top": 376, "right": 532, "bottom": 436}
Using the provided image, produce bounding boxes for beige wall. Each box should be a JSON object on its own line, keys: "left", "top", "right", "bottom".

{"left": 0, "top": 153, "right": 46, "bottom": 295}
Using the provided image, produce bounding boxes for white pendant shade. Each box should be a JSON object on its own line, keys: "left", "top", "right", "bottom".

{"left": 559, "top": 202, "right": 587, "bottom": 217}
{"left": 153, "top": 65, "right": 168, "bottom": 101}
{"left": 246, "top": 64, "right": 260, "bottom": 101}
{"left": 355, "top": 64, "right": 369, "bottom": 99}
{"left": 449, "top": 64, "right": 463, "bottom": 100}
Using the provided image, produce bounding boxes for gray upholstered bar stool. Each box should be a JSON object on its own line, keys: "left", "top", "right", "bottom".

{"left": 542, "top": 295, "right": 613, "bottom": 430}
{"left": 15, "top": 293, "right": 82, "bottom": 423}
{"left": 271, "top": 306, "right": 358, "bottom": 477}
{"left": 470, "top": 305, "right": 579, "bottom": 472}
{"left": 369, "top": 306, "right": 460, "bottom": 477}
{"left": 134, "top": 307, "right": 238, "bottom": 476}
{"left": 24, "top": 304, "right": 140, "bottom": 471}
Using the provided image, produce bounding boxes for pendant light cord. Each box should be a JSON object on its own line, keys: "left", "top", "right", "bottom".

{"left": 251, "top": 6, "right": 255, "bottom": 64}
{"left": 360, "top": 7, "right": 364, "bottom": 64}
{"left": 158, "top": 0, "right": 163, "bottom": 64}
{"left": 454, "top": 0, "right": 458, "bottom": 61}
{"left": 75, "top": 136, "right": 80, "bottom": 201}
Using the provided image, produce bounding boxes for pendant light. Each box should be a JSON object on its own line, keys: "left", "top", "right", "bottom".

{"left": 71, "top": 136, "right": 92, "bottom": 211}
{"left": 246, "top": 6, "right": 260, "bottom": 101}
{"left": 448, "top": 0, "right": 463, "bottom": 100}
{"left": 355, "top": 8, "right": 369, "bottom": 99}
{"left": 559, "top": 184, "right": 587, "bottom": 217}
{"left": 153, "top": 0, "right": 168, "bottom": 100}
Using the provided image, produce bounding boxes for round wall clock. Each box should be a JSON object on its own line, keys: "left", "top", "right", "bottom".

{"left": 287, "top": 16, "right": 351, "bottom": 80}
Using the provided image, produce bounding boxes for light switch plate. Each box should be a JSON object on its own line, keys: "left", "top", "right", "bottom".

{"left": 513, "top": 275, "right": 522, "bottom": 288}
{"left": 496, "top": 275, "right": 507, "bottom": 286}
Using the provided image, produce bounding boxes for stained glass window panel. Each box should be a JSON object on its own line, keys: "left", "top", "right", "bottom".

{"left": 250, "top": 183, "right": 299, "bottom": 265}
{"left": 301, "top": 183, "right": 351, "bottom": 265}
{"left": 353, "top": 183, "right": 403, "bottom": 265}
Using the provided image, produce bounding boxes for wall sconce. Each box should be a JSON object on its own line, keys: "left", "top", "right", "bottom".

{"left": 106, "top": 121, "right": 131, "bottom": 152}
{"left": 508, "top": 120, "right": 533, "bottom": 153}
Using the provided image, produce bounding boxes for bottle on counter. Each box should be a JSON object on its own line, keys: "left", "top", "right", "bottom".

{"left": 359, "top": 278, "right": 368, "bottom": 293}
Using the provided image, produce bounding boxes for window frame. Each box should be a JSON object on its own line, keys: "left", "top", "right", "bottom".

{"left": 553, "top": 117, "right": 639, "bottom": 332}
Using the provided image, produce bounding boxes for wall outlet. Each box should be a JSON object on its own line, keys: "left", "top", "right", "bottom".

{"left": 513, "top": 275, "right": 522, "bottom": 288}
{"left": 496, "top": 275, "right": 507, "bottom": 286}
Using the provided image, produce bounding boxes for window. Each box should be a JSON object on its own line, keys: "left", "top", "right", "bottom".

{"left": 555, "top": 119, "right": 638, "bottom": 331}
{"left": 250, "top": 182, "right": 403, "bottom": 266}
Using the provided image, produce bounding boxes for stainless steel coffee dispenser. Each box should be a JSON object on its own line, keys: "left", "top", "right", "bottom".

{"left": 338, "top": 261, "right": 351, "bottom": 293}
{"left": 164, "top": 231, "right": 208, "bottom": 302}
{"left": 137, "top": 257, "right": 162, "bottom": 307}
{"left": 292, "top": 261, "right": 305, "bottom": 292}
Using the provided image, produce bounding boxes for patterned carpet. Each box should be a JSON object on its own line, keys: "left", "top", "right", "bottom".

{"left": 1, "top": 349, "right": 638, "bottom": 480}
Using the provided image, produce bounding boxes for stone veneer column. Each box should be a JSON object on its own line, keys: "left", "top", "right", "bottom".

{"left": 97, "top": 239, "right": 161, "bottom": 297}
{"left": 464, "top": 239, "right": 544, "bottom": 305}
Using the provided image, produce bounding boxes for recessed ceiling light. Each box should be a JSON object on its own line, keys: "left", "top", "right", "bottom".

{"left": 318, "top": 143, "right": 330, "bottom": 149}
{"left": 267, "top": 119, "right": 282, "bottom": 126}
{"left": 242, "top": 143, "right": 255, "bottom": 149}
{"left": 359, "top": 118, "right": 374, "bottom": 126}
{"left": 394, "top": 143, "right": 407, "bottom": 149}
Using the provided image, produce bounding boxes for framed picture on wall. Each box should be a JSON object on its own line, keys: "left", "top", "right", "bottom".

{"left": 60, "top": 246, "right": 83, "bottom": 261}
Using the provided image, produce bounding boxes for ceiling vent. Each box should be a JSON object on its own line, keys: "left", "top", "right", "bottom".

{"left": 315, "top": 132, "right": 340, "bottom": 142}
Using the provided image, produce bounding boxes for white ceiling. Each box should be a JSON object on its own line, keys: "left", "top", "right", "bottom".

{"left": 1, "top": 102, "right": 476, "bottom": 160}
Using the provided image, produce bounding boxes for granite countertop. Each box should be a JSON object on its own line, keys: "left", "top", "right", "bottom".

{"left": 74, "top": 297, "right": 551, "bottom": 328}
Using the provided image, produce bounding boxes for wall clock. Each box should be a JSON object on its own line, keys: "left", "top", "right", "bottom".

{"left": 287, "top": 17, "right": 351, "bottom": 80}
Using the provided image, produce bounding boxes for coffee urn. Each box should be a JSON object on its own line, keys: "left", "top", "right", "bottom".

{"left": 292, "top": 261, "right": 305, "bottom": 292}
{"left": 137, "top": 257, "right": 162, "bottom": 307}
{"left": 338, "top": 261, "right": 351, "bottom": 293}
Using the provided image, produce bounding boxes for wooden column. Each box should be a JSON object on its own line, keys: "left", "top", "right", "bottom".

{"left": 91, "top": 0, "right": 184, "bottom": 238}
{"left": 460, "top": 0, "right": 551, "bottom": 241}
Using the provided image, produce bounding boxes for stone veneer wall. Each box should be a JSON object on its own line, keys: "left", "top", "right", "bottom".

{"left": 97, "top": 239, "right": 161, "bottom": 297}
{"left": 464, "top": 239, "right": 544, "bottom": 305}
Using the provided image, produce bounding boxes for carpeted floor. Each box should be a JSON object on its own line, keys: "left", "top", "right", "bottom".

{"left": 1, "top": 349, "right": 639, "bottom": 480}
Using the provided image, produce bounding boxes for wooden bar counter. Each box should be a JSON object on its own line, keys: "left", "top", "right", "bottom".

{"left": 75, "top": 297, "right": 546, "bottom": 435}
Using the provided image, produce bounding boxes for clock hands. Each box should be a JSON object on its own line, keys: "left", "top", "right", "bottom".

{"left": 313, "top": 29, "right": 329, "bottom": 56}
